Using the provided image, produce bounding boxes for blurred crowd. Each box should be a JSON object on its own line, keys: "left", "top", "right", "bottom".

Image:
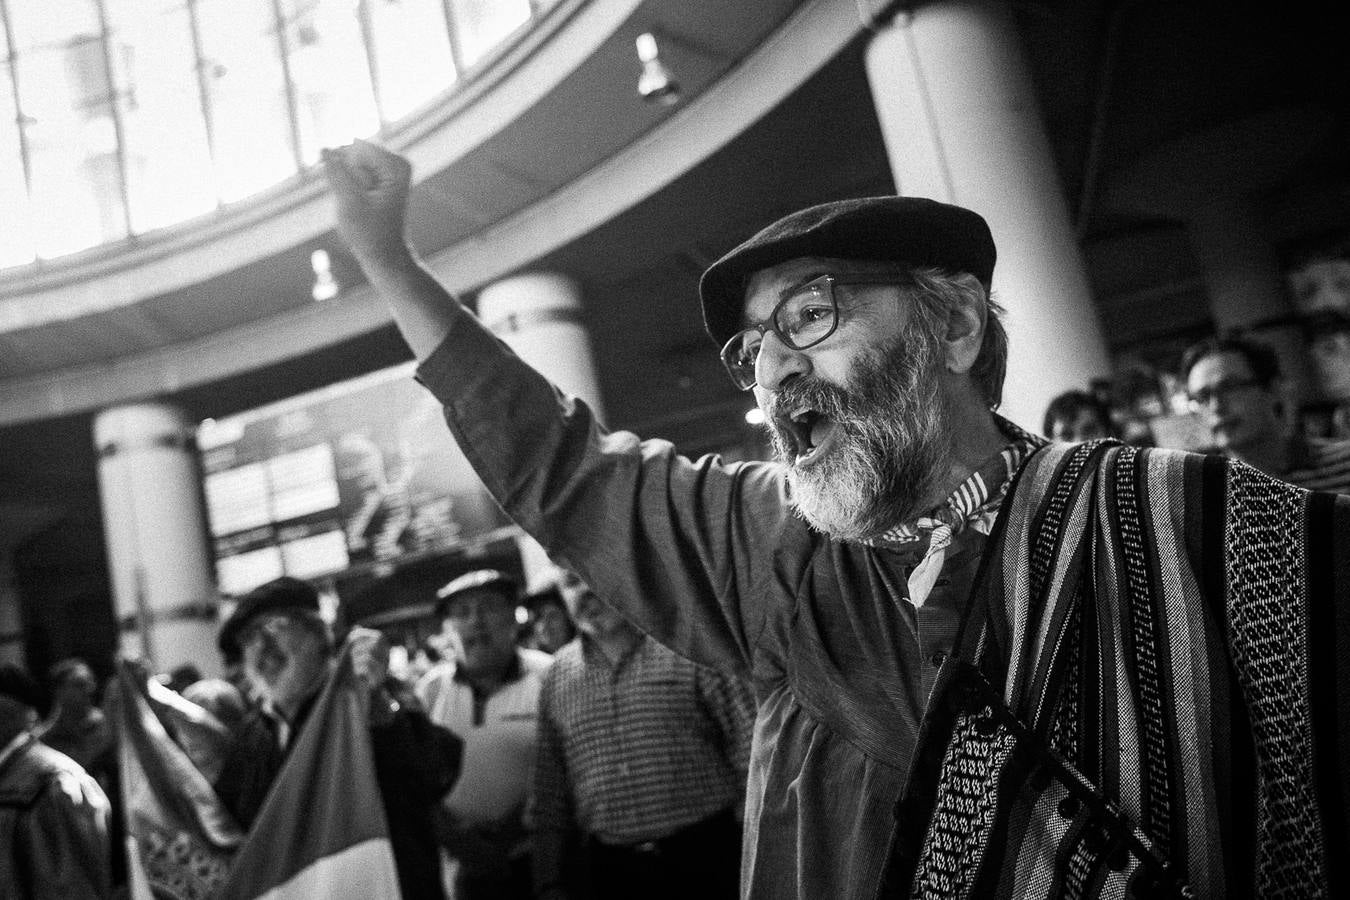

{"left": 0, "top": 563, "right": 753, "bottom": 900}
{"left": 1041, "top": 330, "right": 1350, "bottom": 494}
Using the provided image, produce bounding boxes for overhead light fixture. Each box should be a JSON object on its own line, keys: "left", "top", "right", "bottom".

{"left": 636, "top": 32, "right": 680, "bottom": 106}
{"left": 311, "top": 248, "right": 339, "bottom": 301}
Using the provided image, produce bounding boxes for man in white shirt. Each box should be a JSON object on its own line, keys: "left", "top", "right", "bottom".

{"left": 415, "top": 569, "right": 552, "bottom": 900}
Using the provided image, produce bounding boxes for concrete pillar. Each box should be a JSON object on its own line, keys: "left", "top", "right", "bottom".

{"left": 476, "top": 273, "right": 605, "bottom": 590}
{"left": 94, "top": 402, "right": 219, "bottom": 676}
{"left": 864, "top": 0, "right": 1110, "bottom": 429}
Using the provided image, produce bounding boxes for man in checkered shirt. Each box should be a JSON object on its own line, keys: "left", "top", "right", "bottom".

{"left": 532, "top": 571, "right": 754, "bottom": 900}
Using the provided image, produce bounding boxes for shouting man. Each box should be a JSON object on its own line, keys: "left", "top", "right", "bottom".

{"left": 321, "top": 141, "right": 1348, "bottom": 900}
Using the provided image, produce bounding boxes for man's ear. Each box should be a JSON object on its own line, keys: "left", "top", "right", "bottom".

{"left": 941, "top": 284, "right": 986, "bottom": 375}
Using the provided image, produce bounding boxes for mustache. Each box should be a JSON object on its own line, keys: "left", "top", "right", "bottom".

{"left": 763, "top": 376, "right": 874, "bottom": 449}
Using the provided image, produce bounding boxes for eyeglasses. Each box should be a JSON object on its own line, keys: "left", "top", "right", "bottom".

{"left": 1187, "top": 377, "right": 1263, "bottom": 409}
{"left": 719, "top": 273, "right": 902, "bottom": 390}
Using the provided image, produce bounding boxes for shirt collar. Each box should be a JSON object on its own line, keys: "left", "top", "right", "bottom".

{"left": 260, "top": 685, "right": 322, "bottom": 750}
{"left": 451, "top": 649, "right": 525, "bottom": 686}
{"left": 865, "top": 413, "right": 1047, "bottom": 549}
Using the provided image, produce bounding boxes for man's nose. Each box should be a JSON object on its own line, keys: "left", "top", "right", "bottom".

{"left": 754, "top": 331, "right": 810, "bottom": 393}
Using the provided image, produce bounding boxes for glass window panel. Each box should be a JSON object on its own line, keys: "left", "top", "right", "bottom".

{"left": 9, "top": 0, "right": 128, "bottom": 257}
{"left": 367, "top": 0, "right": 456, "bottom": 122}
{"left": 281, "top": 0, "right": 379, "bottom": 164}
{"left": 0, "top": 62, "right": 37, "bottom": 266}
{"left": 5, "top": 0, "right": 100, "bottom": 50}
{"left": 104, "top": 0, "right": 216, "bottom": 233}
{"left": 196, "top": 0, "right": 297, "bottom": 203}
{"left": 449, "top": 0, "right": 531, "bottom": 68}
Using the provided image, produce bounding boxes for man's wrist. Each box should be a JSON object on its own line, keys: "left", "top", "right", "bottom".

{"left": 352, "top": 239, "right": 419, "bottom": 280}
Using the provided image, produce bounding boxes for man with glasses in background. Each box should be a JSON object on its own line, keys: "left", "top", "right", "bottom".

{"left": 1182, "top": 334, "right": 1350, "bottom": 492}
{"left": 322, "top": 141, "right": 1348, "bottom": 900}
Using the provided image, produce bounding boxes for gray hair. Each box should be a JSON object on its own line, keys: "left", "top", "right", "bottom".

{"left": 904, "top": 268, "right": 1008, "bottom": 409}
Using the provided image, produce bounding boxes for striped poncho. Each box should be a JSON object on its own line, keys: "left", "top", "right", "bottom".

{"left": 885, "top": 441, "right": 1350, "bottom": 899}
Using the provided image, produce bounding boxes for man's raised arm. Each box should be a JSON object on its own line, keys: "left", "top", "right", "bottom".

{"left": 321, "top": 140, "right": 464, "bottom": 360}
{"left": 318, "top": 140, "right": 798, "bottom": 678}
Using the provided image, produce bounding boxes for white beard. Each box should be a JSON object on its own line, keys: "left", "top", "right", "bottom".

{"left": 767, "top": 327, "right": 949, "bottom": 542}
{"left": 785, "top": 435, "right": 886, "bottom": 542}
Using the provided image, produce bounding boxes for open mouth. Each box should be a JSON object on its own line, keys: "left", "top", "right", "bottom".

{"left": 778, "top": 405, "right": 837, "bottom": 467}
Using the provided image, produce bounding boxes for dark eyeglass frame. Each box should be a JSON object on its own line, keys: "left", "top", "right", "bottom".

{"left": 719, "top": 272, "right": 903, "bottom": 390}
{"left": 1186, "top": 376, "right": 1264, "bottom": 409}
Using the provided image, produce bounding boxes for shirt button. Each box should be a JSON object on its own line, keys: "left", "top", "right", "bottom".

{"left": 929, "top": 650, "right": 948, "bottom": 667}
{"left": 1057, "top": 796, "right": 1080, "bottom": 820}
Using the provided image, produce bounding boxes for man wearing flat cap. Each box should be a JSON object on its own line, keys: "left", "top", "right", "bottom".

{"left": 322, "top": 143, "right": 1349, "bottom": 899}
{"left": 0, "top": 663, "right": 112, "bottom": 898}
{"left": 414, "top": 569, "right": 551, "bottom": 900}
{"left": 214, "top": 576, "right": 464, "bottom": 900}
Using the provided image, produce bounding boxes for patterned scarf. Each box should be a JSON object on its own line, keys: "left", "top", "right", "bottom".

{"left": 866, "top": 415, "right": 1046, "bottom": 607}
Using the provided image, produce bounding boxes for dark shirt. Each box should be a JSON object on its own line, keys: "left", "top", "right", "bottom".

{"left": 0, "top": 734, "right": 112, "bottom": 899}
{"left": 35, "top": 709, "right": 113, "bottom": 775}
{"left": 214, "top": 688, "right": 462, "bottom": 900}
{"left": 414, "top": 317, "right": 1033, "bottom": 898}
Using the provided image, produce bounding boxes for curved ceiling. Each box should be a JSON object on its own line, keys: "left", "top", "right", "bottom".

{"left": 0, "top": 0, "right": 1347, "bottom": 669}
{"left": 0, "top": 0, "right": 826, "bottom": 426}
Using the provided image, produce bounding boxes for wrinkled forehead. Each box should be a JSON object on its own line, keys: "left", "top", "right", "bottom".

{"left": 741, "top": 256, "right": 900, "bottom": 323}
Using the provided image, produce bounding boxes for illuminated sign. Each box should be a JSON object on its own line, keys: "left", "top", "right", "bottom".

{"left": 197, "top": 363, "right": 507, "bottom": 594}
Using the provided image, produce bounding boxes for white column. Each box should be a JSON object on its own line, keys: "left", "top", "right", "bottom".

{"left": 94, "top": 402, "right": 219, "bottom": 675}
{"left": 476, "top": 273, "right": 605, "bottom": 590}
{"left": 864, "top": 0, "right": 1110, "bottom": 429}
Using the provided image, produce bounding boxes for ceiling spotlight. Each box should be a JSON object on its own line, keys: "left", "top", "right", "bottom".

{"left": 311, "top": 248, "right": 339, "bottom": 301}
{"left": 636, "top": 32, "right": 680, "bottom": 106}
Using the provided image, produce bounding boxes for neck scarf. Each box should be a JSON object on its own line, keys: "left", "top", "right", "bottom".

{"left": 866, "top": 415, "right": 1046, "bottom": 606}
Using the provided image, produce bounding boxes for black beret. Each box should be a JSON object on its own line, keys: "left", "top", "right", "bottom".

{"left": 435, "top": 569, "right": 519, "bottom": 620}
{"left": 699, "top": 196, "right": 995, "bottom": 348}
{"left": 0, "top": 663, "right": 43, "bottom": 710}
{"left": 218, "top": 576, "right": 320, "bottom": 658}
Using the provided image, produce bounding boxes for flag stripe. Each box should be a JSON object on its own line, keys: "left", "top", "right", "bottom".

{"left": 216, "top": 649, "right": 400, "bottom": 899}
{"left": 248, "top": 839, "right": 401, "bottom": 900}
